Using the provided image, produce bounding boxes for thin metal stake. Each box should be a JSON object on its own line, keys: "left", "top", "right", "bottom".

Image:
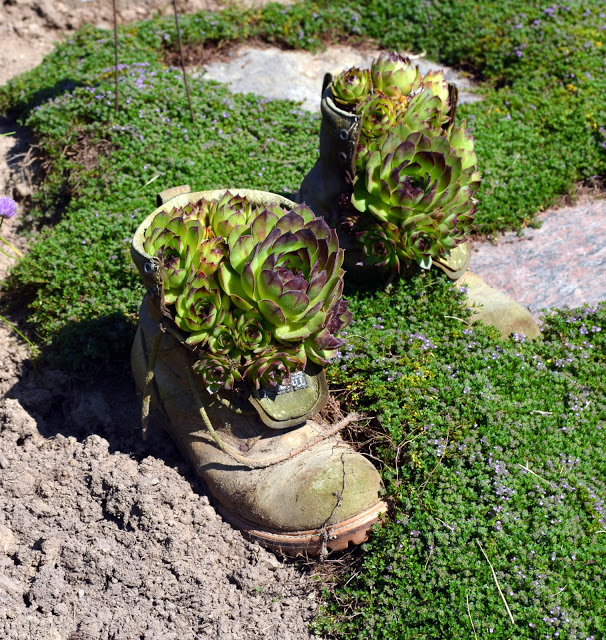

{"left": 112, "top": 0, "right": 119, "bottom": 111}
{"left": 172, "top": 0, "right": 195, "bottom": 122}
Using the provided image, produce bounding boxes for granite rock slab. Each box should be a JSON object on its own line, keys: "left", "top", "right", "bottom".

{"left": 200, "top": 44, "right": 481, "bottom": 112}
{"left": 469, "top": 199, "right": 606, "bottom": 319}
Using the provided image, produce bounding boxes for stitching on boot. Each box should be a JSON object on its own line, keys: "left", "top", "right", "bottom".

{"left": 141, "top": 326, "right": 165, "bottom": 440}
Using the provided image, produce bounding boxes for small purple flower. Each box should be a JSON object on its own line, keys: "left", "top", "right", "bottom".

{"left": 0, "top": 196, "right": 17, "bottom": 219}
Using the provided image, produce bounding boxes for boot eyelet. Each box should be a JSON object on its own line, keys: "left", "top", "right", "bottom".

{"left": 339, "top": 128, "right": 349, "bottom": 141}
{"left": 338, "top": 152, "right": 348, "bottom": 165}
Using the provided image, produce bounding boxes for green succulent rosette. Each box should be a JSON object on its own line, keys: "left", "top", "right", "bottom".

{"left": 397, "top": 90, "right": 447, "bottom": 133}
{"left": 218, "top": 203, "right": 351, "bottom": 365}
{"left": 243, "top": 348, "right": 306, "bottom": 390}
{"left": 174, "top": 272, "right": 227, "bottom": 346}
{"left": 206, "top": 319, "right": 238, "bottom": 356}
{"left": 355, "top": 93, "right": 399, "bottom": 170}
{"left": 351, "top": 124, "right": 479, "bottom": 270}
{"left": 331, "top": 67, "right": 372, "bottom": 106}
{"left": 359, "top": 93, "right": 398, "bottom": 139}
{"left": 208, "top": 191, "right": 259, "bottom": 238}
{"left": 192, "top": 352, "right": 242, "bottom": 394}
{"left": 141, "top": 193, "right": 351, "bottom": 391}
{"left": 232, "top": 312, "right": 272, "bottom": 354}
{"left": 357, "top": 223, "right": 400, "bottom": 271}
{"left": 370, "top": 52, "right": 422, "bottom": 98}
{"left": 325, "top": 51, "right": 481, "bottom": 273}
{"left": 142, "top": 210, "right": 218, "bottom": 303}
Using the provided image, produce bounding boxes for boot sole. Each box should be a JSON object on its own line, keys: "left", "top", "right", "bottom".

{"left": 214, "top": 499, "right": 388, "bottom": 557}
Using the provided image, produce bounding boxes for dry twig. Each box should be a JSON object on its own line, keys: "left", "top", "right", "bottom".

{"left": 476, "top": 540, "right": 515, "bottom": 624}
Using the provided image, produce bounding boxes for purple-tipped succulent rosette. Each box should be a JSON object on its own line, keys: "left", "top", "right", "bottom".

{"left": 141, "top": 192, "right": 351, "bottom": 392}
{"left": 330, "top": 51, "right": 481, "bottom": 272}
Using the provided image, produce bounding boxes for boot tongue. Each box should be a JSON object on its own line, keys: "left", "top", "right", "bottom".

{"left": 433, "top": 241, "right": 471, "bottom": 280}
{"left": 249, "top": 370, "right": 329, "bottom": 430}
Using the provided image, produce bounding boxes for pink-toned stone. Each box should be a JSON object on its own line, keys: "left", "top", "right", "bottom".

{"left": 469, "top": 199, "right": 606, "bottom": 320}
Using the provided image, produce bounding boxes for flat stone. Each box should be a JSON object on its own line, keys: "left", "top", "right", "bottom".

{"left": 469, "top": 198, "right": 606, "bottom": 319}
{"left": 200, "top": 44, "right": 481, "bottom": 112}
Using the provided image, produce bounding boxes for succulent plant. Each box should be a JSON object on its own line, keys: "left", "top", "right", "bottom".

{"left": 232, "top": 313, "right": 272, "bottom": 354}
{"left": 421, "top": 70, "right": 450, "bottom": 106}
{"left": 370, "top": 52, "right": 422, "bottom": 98}
{"left": 142, "top": 210, "right": 220, "bottom": 303}
{"left": 357, "top": 223, "right": 400, "bottom": 271}
{"left": 174, "top": 272, "right": 227, "bottom": 346}
{"left": 358, "top": 93, "right": 398, "bottom": 138}
{"left": 351, "top": 124, "right": 479, "bottom": 270}
{"left": 328, "top": 52, "right": 481, "bottom": 272}
{"left": 142, "top": 193, "right": 351, "bottom": 392}
{"left": 218, "top": 203, "right": 350, "bottom": 364}
{"left": 208, "top": 191, "right": 259, "bottom": 238}
{"left": 397, "top": 90, "right": 447, "bottom": 133}
{"left": 355, "top": 93, "right": 399, "bottom": 170}
{"left": 192, "top": 352, "right": 242, "bottom": 393}
{"left": 243, "top": 348, "right": 306, "bottom": 390}
{"left": 331, "top": 67, "right": 372, "bottom": 106}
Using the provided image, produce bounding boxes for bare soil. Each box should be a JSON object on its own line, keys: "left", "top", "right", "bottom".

{"left": 0, "top": 2, "right": 320, "bottom": 639}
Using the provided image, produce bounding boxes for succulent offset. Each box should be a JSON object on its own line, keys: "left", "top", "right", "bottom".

{"left": 331, "top": 67, "right": 372, "bottom": 106}
{"left": 370, "top": 51, "right": 423, "bottom": 98}
{"left": 330, "top": 51, "right": 481, "bottom": 271}
{"left": 142, "top": 193, "right": 351, "bottom": 392}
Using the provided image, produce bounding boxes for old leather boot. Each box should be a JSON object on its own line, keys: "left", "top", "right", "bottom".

{"left": 131, "top": 295, "right": 386, "bottom": 556}
{"left": 130, "top": 187, "right": 387, "bottom": 556}
{"left": 296, "top": 73, "right": 540, "bottom": 339}
{"left": 459, "top": 272, "right": 541, "bottom": 339}
{"left": 296, "top": 73, "right": 362, "bottom": 229}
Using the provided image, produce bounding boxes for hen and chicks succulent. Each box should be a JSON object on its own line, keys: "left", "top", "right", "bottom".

{"left": 331, "top": 52, "right": 481, "bottom": 271}
{"left": 142, "top": 192, "right": 351, "bottom": 392}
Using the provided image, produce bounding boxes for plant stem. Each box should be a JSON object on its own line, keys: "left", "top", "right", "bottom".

{"left": 0, "top": 314, "right": 37, "bottom": 351}
{"left": 476, "top": 540, "right": 515, "bottom": 624}
{"left": 0, "top": 235, "right": 23, "bottom": 258}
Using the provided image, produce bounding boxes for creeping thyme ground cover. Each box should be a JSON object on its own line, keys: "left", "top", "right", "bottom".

{"left": 318, "top": 276, "right": 606, "bottom": 638}
{"left": 0, "top": 1, "right": 604, "bottom": 637}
